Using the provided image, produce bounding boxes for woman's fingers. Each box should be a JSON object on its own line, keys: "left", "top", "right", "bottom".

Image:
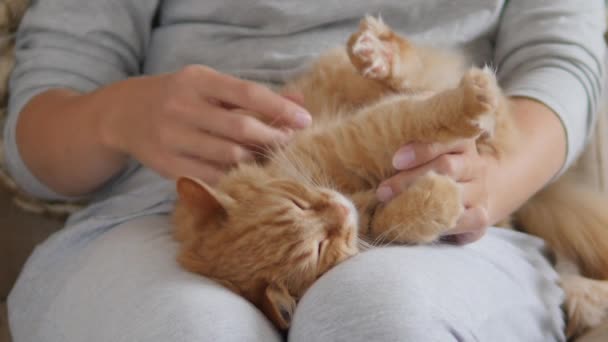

{"left": 440, "top": 206, "right": 489, "bottom": 245}
{"left": 168, "top": 127, "right": 255, "bottom": 166}
{"left": 392, "top": 140, "right": 471, "bottom": 170}
{"left": 377, "top": 153, "right": 475, "bottom": 201}
{"left": 189, "top": 65, "right": 312, "bottom": 129}
{"left": 451, "top": 206, "right": 490, "bottom": 234}
{"left": 189, "top": 103, "right": 294, "bottom": 147}
{"left": 378, "top": 137, "right": 491, "bottom": 244}
{"left": 441, "top": 175, "right": 490, "bottom": 244}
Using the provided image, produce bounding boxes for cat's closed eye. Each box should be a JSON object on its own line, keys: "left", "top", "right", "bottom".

{"left": 290, "top": 198, "right": 310, "bottom": 210}
{"left": 317, "top": 239, "right": 328, "bottom": 259}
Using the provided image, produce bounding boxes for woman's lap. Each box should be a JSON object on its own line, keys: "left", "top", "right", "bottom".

{"left": 8, "top": 215, "right": 282, "bottom": 342}
{"left": 290, "top": 229, "right": 565, "bottom": 342}
{"left": 8, "top": 215, "right": 565, "bottom": 342}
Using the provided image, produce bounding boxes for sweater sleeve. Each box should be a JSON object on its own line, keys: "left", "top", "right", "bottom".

{"left": 3, "top": 0, "right": 159, "bottom": 200}
{"left": 494, "top": 0, "right": 606, "bottom": 175}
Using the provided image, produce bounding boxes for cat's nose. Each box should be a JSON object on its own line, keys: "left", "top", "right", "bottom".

{"left": 334, "top": 203, "right": 350, "bottom": 222}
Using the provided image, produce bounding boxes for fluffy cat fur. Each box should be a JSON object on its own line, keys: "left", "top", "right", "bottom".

{"left": 173, "top": 16, "right": 608, "bottom": 337}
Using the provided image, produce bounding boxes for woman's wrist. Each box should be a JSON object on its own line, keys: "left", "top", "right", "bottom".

{"left": 93, "top": 76, "right": 158, "bottom": 157}
{"left": 486, "top": 97, "right": 566, "bottom": 224}
{"left": 88, "top": 81, "right": 134, "bottom": 157}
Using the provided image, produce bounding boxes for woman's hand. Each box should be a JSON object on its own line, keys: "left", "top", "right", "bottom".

{"left": 375, "top": 98, "right": 567, "bottom": 245}
{"left": 99, "top": 65, "right": 311, "bottom": 184}
{"left": 376, "top": 139, "right": 494, "bottom": 245}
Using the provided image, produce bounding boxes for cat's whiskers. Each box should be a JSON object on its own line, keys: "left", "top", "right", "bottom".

{"left": 385, "top": 225, "right": 408, "bottom": 246}
{"left": 372, "top": 222, "right": 403, "bottom": 246}
{"left": 269, "top": 146, "right": 317, "bottom": 187}
{"left": 357, "top": 236, "right": 374, "bottom": 251}
{"left": 371, "top": 224, "right": 392, "bottom": 245}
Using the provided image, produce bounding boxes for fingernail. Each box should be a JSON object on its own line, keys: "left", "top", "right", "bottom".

{"left": 376, "top": 186, "right": 394, "bottom": 202}
{"left": 392, "top": 146, "right": 415, "bottom": 170}
{"left": 293, "top": 110, "right": 312, "bottom": 128}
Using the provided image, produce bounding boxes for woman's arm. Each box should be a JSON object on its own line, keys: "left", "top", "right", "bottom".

{"left": 495, "top": 0, "right": 606, "bottom": 172}
{"left": 486, "top": 97, "right": 566, "bottom": 224}
{"left": 6, "top": 0, "right": 310, "bottom": 199}
{"left": 5, "top": 0, "right": 160, "bottom": 200}
{"left": 15, "top": 71, "right": 310, "bottom": 198}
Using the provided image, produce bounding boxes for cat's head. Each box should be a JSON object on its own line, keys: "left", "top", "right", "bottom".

{"left": 173, "top": 173, "right": 359, "bottom": 329}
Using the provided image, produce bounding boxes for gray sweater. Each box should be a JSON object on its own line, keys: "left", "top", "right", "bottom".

{"left": 4, "top": 0, "right": 606, "bottom": 200}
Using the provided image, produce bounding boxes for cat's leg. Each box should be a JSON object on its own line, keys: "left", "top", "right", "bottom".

{"left": 347, "top": 16, "right": 420, "bottom": 90}
{"left": 394, "top": 65, "right": 498, "bottom": 142}
{"left": 299, "top": 66, "right": 500, "bottom": 194}
{"left": 283, "top": 48, "right": 392, "bottom": 115}
{"left": 294, "top": 17, "right": 410, "bottom": 113}
{"left": 343, "top": 66, "right": 499, "bottom": 177}
{"left": 347, "top": 16, "right": 466, "bottom": 93}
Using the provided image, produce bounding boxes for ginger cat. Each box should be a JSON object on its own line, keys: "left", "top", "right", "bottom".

{"left": 173, "top": 17, "right": 608, "bottom": 337}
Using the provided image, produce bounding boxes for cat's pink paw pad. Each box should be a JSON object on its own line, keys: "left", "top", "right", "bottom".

{"left": 351, "top": 32, "right": 375, "bottom": 56}
{"left": 350, "top": 30, "right": 392, "bottom": 79}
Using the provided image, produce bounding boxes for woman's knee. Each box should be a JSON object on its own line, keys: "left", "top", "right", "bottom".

{"left": 126, "top": 280, "right": 283, "bottom": 342}
{"left": 289, "top": 247, "right": 458, "bottom": 341}
{"left": 9, "top": 215, "right": 283, "bottom": 342}
{"left": 289, "top": 238, "right": 564, "bottom": 342}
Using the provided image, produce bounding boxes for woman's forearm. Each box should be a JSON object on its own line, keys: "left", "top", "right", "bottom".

{"left": 488, "top": 97, "right": 567, "bottom": 223}
{"left": 15, "top": 89, "right": 129, "bottom": 197}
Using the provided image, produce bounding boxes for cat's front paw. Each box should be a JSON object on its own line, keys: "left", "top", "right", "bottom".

{"left": 562, "top": 275, "right": 608, "bottom": 338}
{"left": 347, "top": 16, "right": 394, "bottom": 80}
{"left": 460, "top": 67, "right": 500, "bottom": 137}
{"left": 370, "top": 172, "right": 463, "bottom": 244}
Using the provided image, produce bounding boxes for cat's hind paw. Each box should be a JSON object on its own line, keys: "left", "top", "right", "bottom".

{"left": 347, "top": 16, "right": 393, "bottom": 80}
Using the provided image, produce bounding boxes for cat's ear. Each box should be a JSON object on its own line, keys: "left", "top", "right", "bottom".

{"left": 176, "top": 177, "right": 234, "bottom": 220}
{"left": 261, "top": 282, "right": 296, "bottom": 330}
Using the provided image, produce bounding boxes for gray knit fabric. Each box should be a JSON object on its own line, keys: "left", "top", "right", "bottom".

{"left": 4, "top": 0, "right": 606, "bottom": 200}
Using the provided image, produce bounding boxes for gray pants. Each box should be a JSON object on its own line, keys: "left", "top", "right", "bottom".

{"left": 9, "top": 215, "right": 565, "bottom": 341}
